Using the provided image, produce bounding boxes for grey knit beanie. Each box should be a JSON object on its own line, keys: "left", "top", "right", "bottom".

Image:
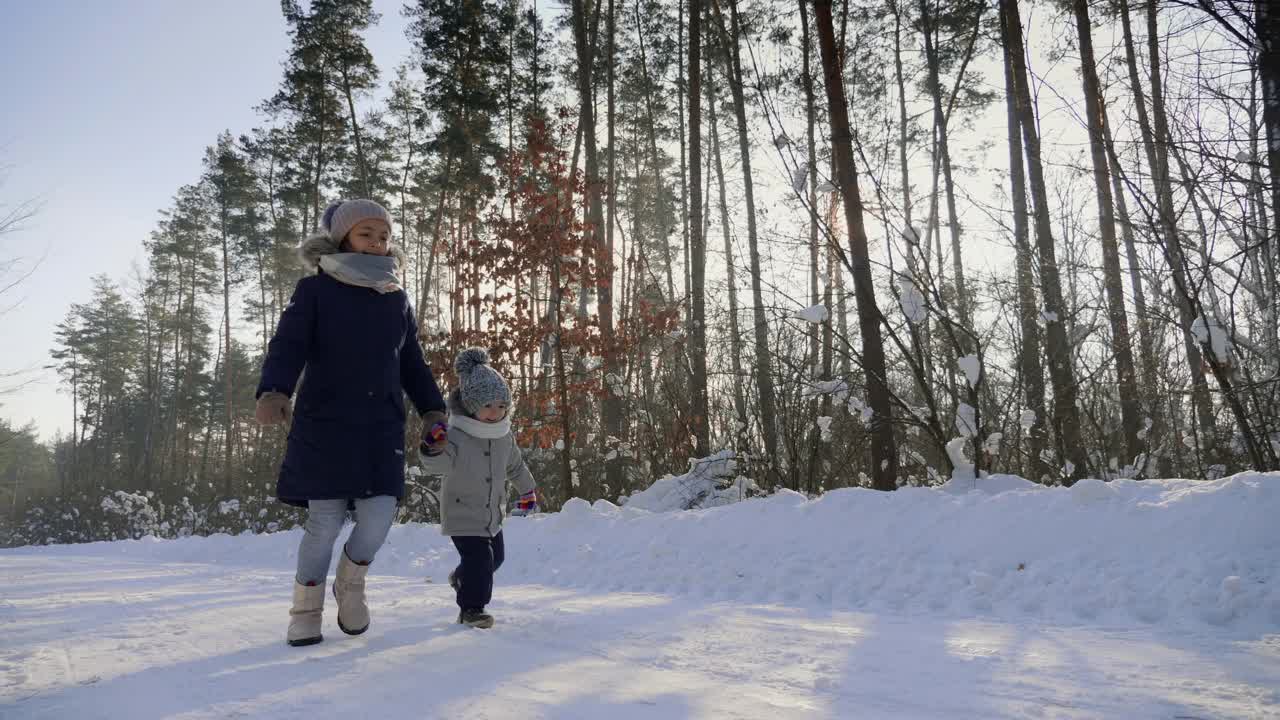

{"left": 322, "top": 199, "right": 394, "bottom": 244}
{"left": 455, "top": 348, "right": 511, "bottom": 415}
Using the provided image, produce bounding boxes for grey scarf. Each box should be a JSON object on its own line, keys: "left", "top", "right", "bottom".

{"left": 318, "top": 253, "right": 401, "bottom": 294}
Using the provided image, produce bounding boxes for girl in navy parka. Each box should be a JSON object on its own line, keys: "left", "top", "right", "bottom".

{"left": 255, "top": 199, "right": 447, "bottom": 647}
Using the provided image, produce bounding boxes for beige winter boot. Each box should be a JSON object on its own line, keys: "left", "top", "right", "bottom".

{"left": 287, "top": 581, "right": 325, "bottom": 647}
{"left": 334, "top": 551, "right": 371, "bottom": 635}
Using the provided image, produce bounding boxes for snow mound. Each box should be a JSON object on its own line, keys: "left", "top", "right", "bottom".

{"left": 939, "top": 473, "right": 1040, "bottom": 495}
{"left": 619, "top": 451, "right": 754, "bottom": 512}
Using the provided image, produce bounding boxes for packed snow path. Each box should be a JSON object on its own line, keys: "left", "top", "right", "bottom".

{"left": 2, "top": 556, "right": 1277, "bottom": 719}
{"left": 3, "top": 473, "right": 1279, "bottom": 718}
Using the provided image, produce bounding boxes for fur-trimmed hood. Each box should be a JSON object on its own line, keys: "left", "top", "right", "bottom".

{"left": 296, "top": 231, "right": 408, "bottom": 273}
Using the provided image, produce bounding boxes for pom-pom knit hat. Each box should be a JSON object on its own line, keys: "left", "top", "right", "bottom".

{"left": 455, "top": 348, "right": 511, "bottom": 415}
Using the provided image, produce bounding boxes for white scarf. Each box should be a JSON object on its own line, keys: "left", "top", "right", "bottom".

{"left": 448, "top": 414, "right": 511, "bottom": 439}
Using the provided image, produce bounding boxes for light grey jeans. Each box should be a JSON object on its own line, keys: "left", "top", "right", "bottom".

{"left": 295, "top": 496, "right": 397, "bottom": 585}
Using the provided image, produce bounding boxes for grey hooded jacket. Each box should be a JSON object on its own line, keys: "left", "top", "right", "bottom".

{"left": 421, "top": 399, "right": 536, "bottom": 537}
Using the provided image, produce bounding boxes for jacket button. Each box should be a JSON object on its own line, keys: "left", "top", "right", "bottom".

{"left": 367, "top": 391, "right": 374, "bottom": 397}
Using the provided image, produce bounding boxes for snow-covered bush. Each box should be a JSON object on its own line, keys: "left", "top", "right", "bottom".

{"left": 1, "top": 490, "right": 303, "bottom": 548}
{"left": 621, "top": 451, "right": 759, "bottom": 511}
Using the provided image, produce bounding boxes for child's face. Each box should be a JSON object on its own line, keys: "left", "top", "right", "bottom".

{"left": 475, "top": 402, "right": 509, "bottom": 423}
{"left": 345, "top": 219, "right": 391, "bottom": 255}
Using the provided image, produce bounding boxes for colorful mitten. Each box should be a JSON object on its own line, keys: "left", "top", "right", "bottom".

{"left": 419, "top": 421, "right": 448, "bottom": 456}
{"left": 515, "top": 489, "right": 539, "bottom": 515}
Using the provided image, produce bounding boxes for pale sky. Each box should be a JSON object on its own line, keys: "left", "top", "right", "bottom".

{"left": 1, "top": 1, "right": 413, "bottom": 440}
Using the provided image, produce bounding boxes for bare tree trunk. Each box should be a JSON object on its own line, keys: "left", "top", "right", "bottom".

{"left": 1144, "top": 0, "right": 1218, "bottom": 466}
{"left": 917, "top": 0, "right": 972, "bottom": 336}
{"left": 999, "top": 3, "right": 1047, "bottom": 482}
{"left": 1113, "top": 0, "right": 1168, "bottom": 473}
{"left": 687, "top": 0, "right": 710, "bottom": 455}
{"left": 1248, "top": 68, "right": 1279, "bottom": 359}
{"left": 571, "top": 0, "right": 623, "bottom": 490}
{"left": 551, "top": 258, "right": 574, "bottom": 502}
{"left": 606, "top": 0, "right": 623, "bottom": 469}
{"left": 417, "top": 159, "right": 453, "bottom": 328}
{"left": 1001, "top": 0, "right": 1087, "bottom": 483}
{"left": 70, "top": 349, "right": 78, "bottom": 490}
{"left": 891, "top": 0, "right": 912, "bottom": 235}
{"left": 310, "top": 62, "right": 328, "bottom": 232}
{"left": 1257, "top": 0, "right": 1280, "bottom": 242}
{"left": 634, "top": 0, "right": 676, "bottom": 306}
{"left": 219, "top": 210, "right": 235, "bottom": 497}
{"left": 676, "top": 0, "right": 690, "bottom": 305}
{"left": 709, "top": 58, "right": 747, "bottom": 449}
{"left": 710, "top": 0, "right": 778, "bottom": 462}
{"left": 799, "top": 0, "right": 820, "bottom": 371}
{"left": 800, "top": 0, "right": 824, "bottom": 493}
{"left": 815, "top": 0, "right": 899, "bottom": 491}
{"left": 1070, "top": 0, "right": 1142, "bottom": 470}
{"left": 832, "top": 197, "right": 851, "bottom": 377}
{"left": 340, "top": 63, "right": 371, "bottom": 197}
{"left": 1103, "top": 119, "right": 1161, "bottom": 468}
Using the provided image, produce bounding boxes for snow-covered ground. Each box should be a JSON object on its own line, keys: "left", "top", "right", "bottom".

{"left": 3, "top": 473, "right": 1279, "bottom": 719}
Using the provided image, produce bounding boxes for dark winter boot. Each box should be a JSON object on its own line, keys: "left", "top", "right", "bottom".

{"left": 458, "top": 607, "right": 494, "bottom": 629}
{"left": 288, "top": 581, "right": 325, "bottom": 647}
{"left": 334, "top": 551, "right": 371, "bottom": 635}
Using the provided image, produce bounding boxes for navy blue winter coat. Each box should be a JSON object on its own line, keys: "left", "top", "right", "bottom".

{"left": 256, "top": 271, "right": 445, "bottom": 508}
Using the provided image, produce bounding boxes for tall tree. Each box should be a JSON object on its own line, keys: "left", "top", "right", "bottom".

{"left": 1069, "top": 0, "right": 1142, "bottom": 469}
{"left": 814, "top": 0, "right": 899, "bottom": 491}
{"left": 407, "top": 0, "right": 514, "bottom": 324}
{"left": 203, "top": 133, "right": 261, "bottom": 495}
{"left": 1142, "top": 0, "right": 1219, "bottom": 466}
{"left": 568, "top": 0, "right": 625, "bottom": 486}
{"left": 687, "top": 0, "right": 710, "bottom": 454}
{"left": 709, "top": 0, "right": 777, "bottom": 462}
{"left": 916, "top": 0, "right": 984, "bottom": 334}
{"left": 998, "top": 1, "right": 1047, "bottom": 481}
{"left": 1000, "top": 0, "right": 1088, "bottom": 482}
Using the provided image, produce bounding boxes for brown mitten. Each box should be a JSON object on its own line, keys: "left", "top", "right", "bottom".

{"left": 256, "top": 391, "right": 293, "bottom": 426}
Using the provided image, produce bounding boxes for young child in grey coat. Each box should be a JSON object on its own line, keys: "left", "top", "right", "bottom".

{"left": 422, "top": 347, "right": 538, "bottom": 628}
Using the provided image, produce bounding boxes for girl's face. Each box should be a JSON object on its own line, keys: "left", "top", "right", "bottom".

{"left": 344, "top": 219, "right": 391, "bottom": 255}
{"left": 475, "top": 402, "right": 509, "bottom": 423}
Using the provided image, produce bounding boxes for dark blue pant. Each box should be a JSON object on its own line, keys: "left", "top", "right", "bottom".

{"left": 451, "top": 531, "right": 505, "bottom": 610}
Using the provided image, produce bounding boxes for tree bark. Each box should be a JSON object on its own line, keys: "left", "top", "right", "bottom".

{"left": 709, "top": 57, "right": 748, "bottom": 449}
{"left": 1144, "top": 0, "right": 1218, "bottom": 467}
{"left": 687, "top": 0, "right": 710, "bottom": 454}
{"left": 814, "top": 0, "right": 899, "bottom": 491}
{"left": 340, "top": 62, "right": 371, "bottom": 196}
{"left": 999, "top": 1, "right": 1047, "bottom": 482}
{"left": 710, "top": 0, "right": 778, "bottom": 462}
{"left": 1070, "top": 0, "right": 1142, "bottom": 470}
{"left": 1256, "top": 0, "right": 1280, "bottom": 242}
{"left": 917, "top": 0, "right": 972, "bottom": 336}
{"left": 1001, "top": 0, "right": 1088, "bottom": 483}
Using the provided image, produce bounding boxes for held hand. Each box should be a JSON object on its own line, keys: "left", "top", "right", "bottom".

{"left": 255, "top": 392, "right": 292, "bottom": 426}
{"left": 419, "top": 410, "right": 448, "bottom": 455}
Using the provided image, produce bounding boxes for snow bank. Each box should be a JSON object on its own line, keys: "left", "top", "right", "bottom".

{"left": 6, "top": 472, "right": 1278, "bottom": 631}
